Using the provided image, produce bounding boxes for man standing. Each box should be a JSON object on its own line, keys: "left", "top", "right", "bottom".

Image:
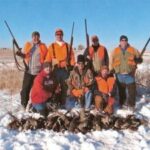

{"left": 16, "top": 31, "right": 48, "bottom": 109}
{"left": 66, "top": 55, "right": 94, "bottom": 110}
{"left": 45, "top": 28, "right": 75, "bottom": 105}
{"left": 84, "top": 35, "right": 109, "bottom": 75}
{"left": 110, "top": 35, "right": 143, "bottom": 111}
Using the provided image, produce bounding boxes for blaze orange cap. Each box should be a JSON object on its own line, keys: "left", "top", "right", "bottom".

{"left": 55, "top": 28, "right": 63, "bottom": 35}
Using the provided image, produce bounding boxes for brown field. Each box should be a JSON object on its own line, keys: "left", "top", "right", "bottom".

{"left": 0, "top": 49, "right": 14, "bottom": 63}
{"left": 0, "top": 49, "right": 23, "bottom": 93}
{"left": 0, "top": 69, "right": 23, "bottom": 93}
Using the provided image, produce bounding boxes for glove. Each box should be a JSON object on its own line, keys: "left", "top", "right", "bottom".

{"left": 134, "top": 57, "right": 143, "bottom": 63}
{"left": 72, "top": 89, "right": 83, "bottom": 97}
{"left": 16, "top": 51, "right": 25, "bottom": 58}
{"left": 109, "top": 69, "right": 115, "bottom": 76}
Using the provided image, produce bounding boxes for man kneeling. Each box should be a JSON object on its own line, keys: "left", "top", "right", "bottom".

{"left": 94, "top": 66, "right": 116, "bottom": 114}
{"left": 31, "top": 62, "right": 60, "bottom": 117}
{"left": 66, "top": 55, "right": 94, "bottom": 110}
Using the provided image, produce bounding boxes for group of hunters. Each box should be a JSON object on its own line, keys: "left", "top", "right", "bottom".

{"left": 16, "top": 29, "right": 143, "bottom": 117}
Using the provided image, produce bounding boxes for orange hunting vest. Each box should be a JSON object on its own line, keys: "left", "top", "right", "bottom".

{"left": 112, "top": 46, "right": 137, "bottom": 68}
{"left": 89, "top": 45, "right": 105, "bottom": 60}
{"left": 45, "top": 42, "right": 75, "bottom": 68}
{"left": 23, "top": 42, "right": 48, "bottom": 64}
{"left": 95, "top": 76, "right": 115, "bottom": 94}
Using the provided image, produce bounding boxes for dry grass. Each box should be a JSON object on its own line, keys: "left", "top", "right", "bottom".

{"left": 0, "top": 49, "right": 23, "bottom": 93}
{"left": 0, "top": 69, "right": 23, "bottom": 93}
{"left": 0, "top": 49, "right": 13, "bottom": 58}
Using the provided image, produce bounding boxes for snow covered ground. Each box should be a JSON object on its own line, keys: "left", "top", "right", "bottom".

{"left": 0, "top": 90, "right": 150, "bottom": 150}
{"left": 0, "top": 56, "right": 150, "bottom": 150}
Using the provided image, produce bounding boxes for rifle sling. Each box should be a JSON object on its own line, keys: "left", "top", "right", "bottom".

{"left": 52, "top": 42, "right": 69, "bottom": 64}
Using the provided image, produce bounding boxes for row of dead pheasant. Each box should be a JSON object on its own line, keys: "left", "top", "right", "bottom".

{"left": 7, "top": 110, "right": 148, "bottom": 134}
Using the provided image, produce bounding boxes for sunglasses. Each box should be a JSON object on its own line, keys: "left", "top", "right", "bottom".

{"left": 121, "top": 39, "right": 127, "bottom": 42}
{"left": 56, "top": 34, "right": 63, "bottom": 36}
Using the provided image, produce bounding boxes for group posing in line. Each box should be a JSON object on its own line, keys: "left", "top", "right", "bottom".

{"left": 16, "top": 29, "right": 143, "bottom": 117}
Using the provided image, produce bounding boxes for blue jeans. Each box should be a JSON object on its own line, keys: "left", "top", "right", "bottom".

{"left": 32, "top": 102, "right": 46, "bottom": 111}
{"left": 116, "top": 74, "right": 135, "bottom": 84}
{"left": 65, "top": 91, "right": 92, "bottom": 110}
{"left": 85, "top": 91, "right": 92, "bottom": 109}
{"left": 32, "top": 102, "right": 47, "bottom": 117}
{"left": 116, "top": 74, "right": 136, "bottom": 107}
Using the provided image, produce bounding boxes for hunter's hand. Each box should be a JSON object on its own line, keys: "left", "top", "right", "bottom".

{"left": 109, "top": 69, "right": 115, "bottom": 76}
{"left": 108, "top": 92, "right": 111, "bottom": 97}
{"left": 16, "top": 51, "right": 25, "bottom": 58}
{"left": 52, "top": 58, "right": 59, "bottom": 67}
{"left": 55, "top": 85, "right": 61, "bottom": 94}
{"left": 134, "top": 57, "right": 143, "bottom": 63}
{"left": 72, "top": 89, "right": 83, "bottom": 97}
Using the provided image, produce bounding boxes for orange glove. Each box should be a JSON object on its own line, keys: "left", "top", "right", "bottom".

{"left": 72, "top": 89, "right": 83, "bottom": 97}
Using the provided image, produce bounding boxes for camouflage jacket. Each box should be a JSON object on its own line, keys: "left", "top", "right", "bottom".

{"left": 67, "top": 67, "right": 94, "bottom": 96}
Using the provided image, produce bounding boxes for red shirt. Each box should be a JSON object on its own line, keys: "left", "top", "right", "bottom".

{"left": 31, "top": 70, "right": 52, "bottom": 104}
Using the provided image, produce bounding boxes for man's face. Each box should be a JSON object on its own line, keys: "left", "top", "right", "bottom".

{"left": 120, "top": 39, "right": 128, "bottom": 49}
{"left": 92, "top": 40, "right": 99, "bottom": 46}
{"left": 32, "top": 35, "right": 40, "bottom": 44}
{"left": 55, "top": 33, "right": 63, "bottom": 42}
{"left": 44, "top": 67, "right": 51, "bottom": 74}
{"left": 101, "top": 69, "right": 108, "bottom": 78}
{"left": 77, "top": 62, "right": 85, "bottom": 70}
